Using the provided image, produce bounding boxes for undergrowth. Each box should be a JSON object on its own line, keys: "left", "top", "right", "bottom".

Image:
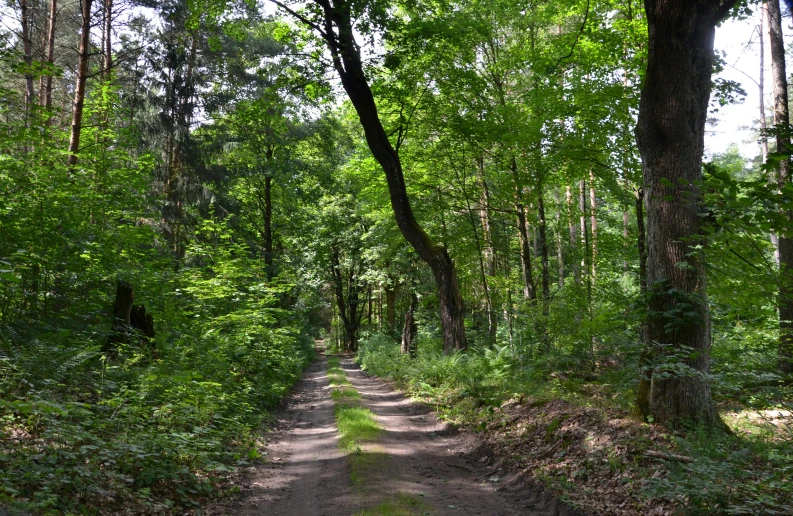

{"left": 0, "top": 279, "right": 316, "bottom": 514}
{"left": 356, "top": 331, "right": 793, "bottom": 514}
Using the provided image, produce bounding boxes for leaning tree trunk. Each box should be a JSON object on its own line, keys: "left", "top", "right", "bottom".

{"left": 67, "top": 0, "right": 94, "bottom": 167}
{"left": 634, "top": 0, "right": 737, "bottom": 428}
{"left": 315, "top": 0, "right": 465, "bottom": 351}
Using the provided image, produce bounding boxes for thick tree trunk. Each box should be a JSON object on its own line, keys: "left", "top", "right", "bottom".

{"left": 636, "top": 187, "right": 647, "bottom": 291}
{"left": 107, "top": 281, "right": 134, "bottom": 348}
{"left": 633, "top": 0, "right": 736, "bottom": 428}
{"left": 401, "top": 293, "right": 418, "bottom": 355}
{"left": 67, "top": 0, "right": 94, "bottom": 167}
{"left": 767, "top": 0, "right": 793, "bottom": 376}
{"left": 316, "top": 0, "right": 465, "bottom": 351}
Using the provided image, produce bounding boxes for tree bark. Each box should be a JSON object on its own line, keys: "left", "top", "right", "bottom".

{"left": 555, "top": 188, "right": 564, "bottom": 288}
{"left": 20, "top": 0, "right": 34, "bottom": 110}
{"left": 67, "top": 0, "right": 94, "bottom": 167}
{"left": 623, "top": 209, "right": 630, "bottom": 272}
{"left": 538, "top": 191, "right": 550, "bottom": 305}
{"left": 760, "top": 4, "right": 769, "bottom": 165}
{"left": 401, "top": 292, "right": 418, "bottom": 355}
{"left": 589, "top": 171, "right": 598, "bottom": 282}
{"left": 314, "top": 0, "right": 466, "bottom": 351}
{"left": 760, "top": 4, "right": 781, "bottom": 266}
{"left": 107, "top": 280, "right": 134, "bottom": 349}
{"left": 567, "top": 185, "right": 580, "bottom": 285}
{"left": 636, "top": 187, "right": 647, "bottom": 291}
{"left": 264, "top": 173, "right": 274, "bottom": 278}
{"left": 633, "top": 0, "right": 737, "bottom": 428}
{"left": 386, "top": 283, "right": 396, "bottom": 329}
{"left": 103, "top": 0, "right": 113, "bottom": 80}
{"left": 767, "top": 0, "right": 793, "bottom": 376}
{"left": 477, "top": 157, "right": 496, "bottom": 278}
{"left": 512, "top": 159, "right": 536, "bottom": 301}
{"left": 40, "top": 0, "right": 57, "bottom": 110}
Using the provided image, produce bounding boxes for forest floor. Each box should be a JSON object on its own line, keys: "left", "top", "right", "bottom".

{"left": 209, "top": 344, "right": 578, "bottom": 516}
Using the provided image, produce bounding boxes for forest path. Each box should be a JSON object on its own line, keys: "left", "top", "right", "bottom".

{"left": 226, "top": 346, "right": 357, "bottom": 516}
{"left": 223, "top": 345, "right": 574, "bottom": 515}
{"left": 339, "top": 356, "right": 573, "bottom": 516}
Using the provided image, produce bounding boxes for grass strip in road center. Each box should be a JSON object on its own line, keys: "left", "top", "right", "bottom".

{"left": 327, "top": 356, "right": 381, "bottom": 452}
{"left": 327, "top": 356, "right": 428, "bottom": 515}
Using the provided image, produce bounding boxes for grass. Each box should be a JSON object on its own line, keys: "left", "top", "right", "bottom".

{"left": 335, "top": 404, "right": 382, "bottom": 452}
{"left": 332, "top": 386, "right": 362, "bottom": 401}
{"left": 357, "top": 493, "right": 431, "bottom": 515}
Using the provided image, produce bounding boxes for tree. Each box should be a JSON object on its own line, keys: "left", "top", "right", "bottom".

{"left": 634, "top": 0, "right": 738, "bottom": 428}
{"left": 765, "top": 0, "right": 793, "bottom": 376}
{"left": 279, "top": 0, "right": 468, "bottom": 351}
{"left": 67, "top": 0, "right": 94, "bottom": 167}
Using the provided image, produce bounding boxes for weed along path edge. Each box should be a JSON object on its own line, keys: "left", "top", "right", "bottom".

{"left": 223, "top": 346, "right": 578, "bottom": 515}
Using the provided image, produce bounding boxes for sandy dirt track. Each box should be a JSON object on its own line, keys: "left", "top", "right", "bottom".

{"left": 223, "top": 346, "right": 580, "bottom": 515}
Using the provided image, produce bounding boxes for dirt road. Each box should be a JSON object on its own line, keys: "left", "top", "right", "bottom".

{"left": 225, "top": 348, "right": 577, "bottom": 515}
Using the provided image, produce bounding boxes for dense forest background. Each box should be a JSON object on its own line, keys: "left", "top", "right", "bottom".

{"left": 0, "top": 0, "right": 792, "bottom": 513}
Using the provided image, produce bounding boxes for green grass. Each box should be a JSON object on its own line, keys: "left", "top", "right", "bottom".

{"left": 335, "top": 404, "right": 382, "bottom": 452}
{"left": 357, "top": 493, "right": 431, "bottom": 515}
{"left": 332, "top": 386, "right": 362, "bottom": 401}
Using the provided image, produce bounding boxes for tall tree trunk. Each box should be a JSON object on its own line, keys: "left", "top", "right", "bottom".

{"left": 589, "top": 171, "right": 598, "bottom": 282}
{"left": 40, "top": 0, "right": 57, "bottom": 109}
{"left": 316, "top": 0, "right": 465, "bottom": 351}
{"left": 555, "top": 187, "right": 564, "bottom": 287}
{"left": 579, "top": 180, "right": 587, "bottom": 274}
{"left": 513, "top": 158, "right": 536, "bottom": 302}
{"left": 760, "top": 4, "right": 781, "bottom": 265}
{"left": 538, "top": 191, "right": 550, "bottom": 305}
{"left": 567, "top": 185, "right": 580, "bottom": 285}
{"left": 264, "top": 175, "right": 273, "bottom": 278}
{"left": 623, "top": 209, "right": 630, "bottom": 272}
{"left": 760, "top": 4, "right": 769, "bottom": 165}
{"left": 767, "top": 0, "right": 793, "bottom": 376}
{"left": 103, "top": 0, "right": 113, "bottom": 80}
{"left": 386, "top": 283, "right": 396, "bottom": 329}
{"left": 401, "top": 292, "right": 418, "bottom": 355}
{"left": 478, "top": 157, "right": 496, "bottom": 277}
{"left": 41, "top": 0, "right": 58, "bottom": 108}
{"left": 467, "top": 187, "right": 496, "bottom": 342}
{"left": 538, "top": 189, "right": 551, "bottom": 352}
{"left": 20, "top": 0, "right": 34, "bottom": 110}
{"left": 67, "top": 0, "right": 94, "bottom": 167}
{"left": 633, "top": 0, "right": 736, "bottom": 428}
